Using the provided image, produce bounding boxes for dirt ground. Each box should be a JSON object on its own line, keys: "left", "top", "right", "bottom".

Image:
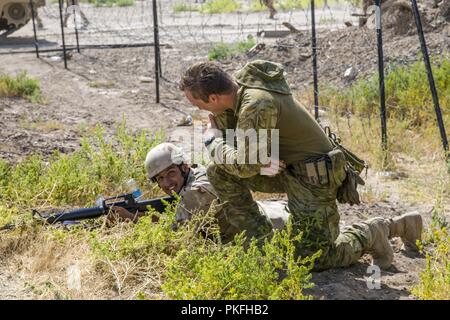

{"left": 0, "top": 2, "right": 449, "bottom": 299}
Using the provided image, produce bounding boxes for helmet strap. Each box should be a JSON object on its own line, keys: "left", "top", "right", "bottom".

{"left": 178, "top": 164, "right": 190, "bottom": 192}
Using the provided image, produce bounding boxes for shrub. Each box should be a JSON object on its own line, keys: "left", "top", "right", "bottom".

{"left": 208, "top": 36, "right": 256, "bottom": 60}
{"left": 0, "top": 122, "right": 164, "bottom": 226}
{"left": 317, "top": 57, "right": 450, "bottom": 126}
{"left": 0, "top": 71, "right": 43, "bottom": 103}
{"left": 200, "top": 0, "right": 240, "bottom": 14}
{"left": 173, "top": 2, "right": 199, "bottom": 13}
{"left": 412, "top": 227, "right": 450, "bottom": 300}
{"left": 162, "top": 222, "right": 318, "bottom": 300}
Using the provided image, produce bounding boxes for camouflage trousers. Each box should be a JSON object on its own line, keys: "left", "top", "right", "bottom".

{"left": 207, "top": 162, "right": 374, "bottom": 271}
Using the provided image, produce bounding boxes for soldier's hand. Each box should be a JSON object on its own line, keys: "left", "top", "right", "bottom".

{"left": 205, "top": 114, "right": 222, "bottom": 138}
{"left": 207, "top": 113, "right": 218, "bottom": 130}
{"left": 106, "top": 206, "right": 136, "bottom": 224}
{"left": 260, "top": 158, "right": 286, "bottom": 176}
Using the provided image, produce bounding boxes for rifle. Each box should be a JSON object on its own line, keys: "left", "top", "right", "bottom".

{"left": 32, "top": 193, "right": 176, "bottom": 224}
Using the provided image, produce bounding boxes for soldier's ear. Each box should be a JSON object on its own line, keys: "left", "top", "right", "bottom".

{"left": 180, "top": 164, "right": 190, "bottom": 174}
{"left": 208, "top": 94, "right": 219, "bottom": 103}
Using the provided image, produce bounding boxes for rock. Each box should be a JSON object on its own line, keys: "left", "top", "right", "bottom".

{"left": 299, "top": 53, "right": 312, "bottom": 61}
{"left": 343, "top": 67, "right": 358, "bottom": 81}
{"left": 176, "top": 114, "right": 193, "bottom": 126}
{"left": 49, "top": 56, "right": 62, "bottom": 62}
{"left": 377, "top": 171, "right": 409, "bottom": 180}
{"left": 344, "top": 21, "right": 353, "bottom": 27}
{"left": 246, "top": 43, "right": 266, "bottom": 57}
{"left": 139, "top": 76, "right": 152, "bottom": 83}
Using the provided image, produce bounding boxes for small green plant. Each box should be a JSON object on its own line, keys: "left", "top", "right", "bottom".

{"left": 208, "top": 43, "right": 234, "bottom": 60}
{"left": 251, "top": 0, "right": 340, "bottom": 12}
{"left": 278, "top": 0, "right": 306, "bottom": 10}
{"left": 0, "top": 71, "right": 43, "bottom": 103}
{"left": 116, "top": 0, "right": 134, "bottom": 7}
{"left": 84, "top": 0, "right": 134, "bottom": 7}
{"left": 208, "top": 36, "right": 256, "bottom": 60}
{"left": 173, "top": 2, "right": 199, "bottom": 13}
{"left": 412, "top": 227, "right": 450, "bottom": 300}
{"left": 278, "top": 0, "right": 337, "bottom": 10}
{"left": 249, "top": 0, "right": 265, "bottom": 12}
{"left": 200, "top": 0, "right": 240, "bottom": 14}
{"left": 162, "top": 222, "right": 318, "bottom": 300}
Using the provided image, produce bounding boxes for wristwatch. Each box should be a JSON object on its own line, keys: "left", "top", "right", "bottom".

{"left": 203, "top": 135, "right": 216, "bottom": 147}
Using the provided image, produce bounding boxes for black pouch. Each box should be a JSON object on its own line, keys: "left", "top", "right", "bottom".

{"left": 337, "top": 167, "right": 366, "bottom": 205}
{"left": 324, "top": 126, "right": 368, "bottom": 205}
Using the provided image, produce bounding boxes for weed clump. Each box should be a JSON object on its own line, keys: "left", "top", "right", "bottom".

{"left": 0, "top": 71, "right": 43, "bottom": 103}
{"left": 208, "top": 36, "right": 256, "bottom": 60}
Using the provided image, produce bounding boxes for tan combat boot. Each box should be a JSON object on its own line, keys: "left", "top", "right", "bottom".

{"left": 388, "top": 212, "right": 423, "bottom": 250}
{"left": 366, "top": 217, "right": 394, "bottom": 270}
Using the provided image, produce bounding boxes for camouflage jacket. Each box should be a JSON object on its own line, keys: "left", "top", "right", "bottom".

{"left": 209, "top": 60, "right": 332, "bottom": 179}
{"left": 175, "top": 166, "right": 217, "bottom": 223}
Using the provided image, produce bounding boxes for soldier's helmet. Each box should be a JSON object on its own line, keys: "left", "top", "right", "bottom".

{"left": 145, "top": 143, "right": 185, "bottom": 179}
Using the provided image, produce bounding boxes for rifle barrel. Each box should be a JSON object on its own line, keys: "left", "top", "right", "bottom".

{"left": 45, "top": 206, "right": 104, "bottom": 224}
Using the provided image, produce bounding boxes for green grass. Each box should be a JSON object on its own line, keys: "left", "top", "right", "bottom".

{"left": 208, "top": 36, "right": 256, "bottom": 60}
{"left": 250, "top": 0, "right": 339, "bottom": 11}
{"left": 412, "top": 227, "right": 450, "bottom": 300}
{"left": 173, "top": 2, "right": 199, "bottom": 13}
{"left": 0, "top": 72, "right": 43, "bottom": 104}
{"left": 301, "top": 56, "right": 450, "bottom": 169}
{"left": 0, "top": 122, "right": 164, "bottom": 228}
{"left": 200, "top": 0, "right": 241, "bottom": 14}
{"left": 318, "top": 58, "right": 450, "bottom": 125}
{"left": 116, "top": 0, "right": 134, "bottom": 7}
{"left": 83, "top": 0, "right": 135, "bottom": 7}
{"left": 163, "top": 223, "right": 317, "bottom": 299}
{"left": 0, "top": 122, "right": 316, "bottom": 299}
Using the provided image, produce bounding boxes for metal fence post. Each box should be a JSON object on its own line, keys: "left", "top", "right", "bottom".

{"left": 375, "top": 0, "right": 387, "bottom": 151}
{"left": 29, "top": 0, "right": 40, "bottom": 58}
{"left": 311, "top": 0, "right": 319, "bottom": 120}
{"left": 152, "top": 0, "right": 161, "bottom": 103}
{"left": 410, "top": 0, "right": 449, "bottom": 157}
{"left": 58, "top": 0, "right": 68, "bottom": 69}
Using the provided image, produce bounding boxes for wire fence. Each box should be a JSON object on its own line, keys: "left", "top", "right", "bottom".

{"left": 1, "top": 0, "right": 361, "bottom": 51}
{"left": 0, "top": 0, "right": 448, "bottom": 155}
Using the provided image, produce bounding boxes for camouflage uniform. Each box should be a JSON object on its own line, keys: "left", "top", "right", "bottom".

{"left": 175, "top": 166, "right": 217, "bottom": 224}
{"left": 176, "top": 165, "right": 289, "bottom": 242}
{"left": 206, "top": 60, "right": 380, "bottom": 270}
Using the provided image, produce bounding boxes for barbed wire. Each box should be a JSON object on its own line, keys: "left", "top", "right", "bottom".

{"left": 1, "top": 1, "right": 362, "bottom": 49}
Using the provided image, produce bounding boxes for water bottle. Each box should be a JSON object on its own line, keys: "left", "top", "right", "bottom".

{"left": 127, "top": 178, "right": 142, "bottom": 199}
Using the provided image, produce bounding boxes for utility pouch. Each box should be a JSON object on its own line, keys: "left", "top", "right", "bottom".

{"left": 326, "top": 148, "right": 347, "bottom": 187}
{"left": 324, "top": 126, "right": 368, "bottom": 205}
{"left": 303, "top": 156, "right": 330, "bottom": 186}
